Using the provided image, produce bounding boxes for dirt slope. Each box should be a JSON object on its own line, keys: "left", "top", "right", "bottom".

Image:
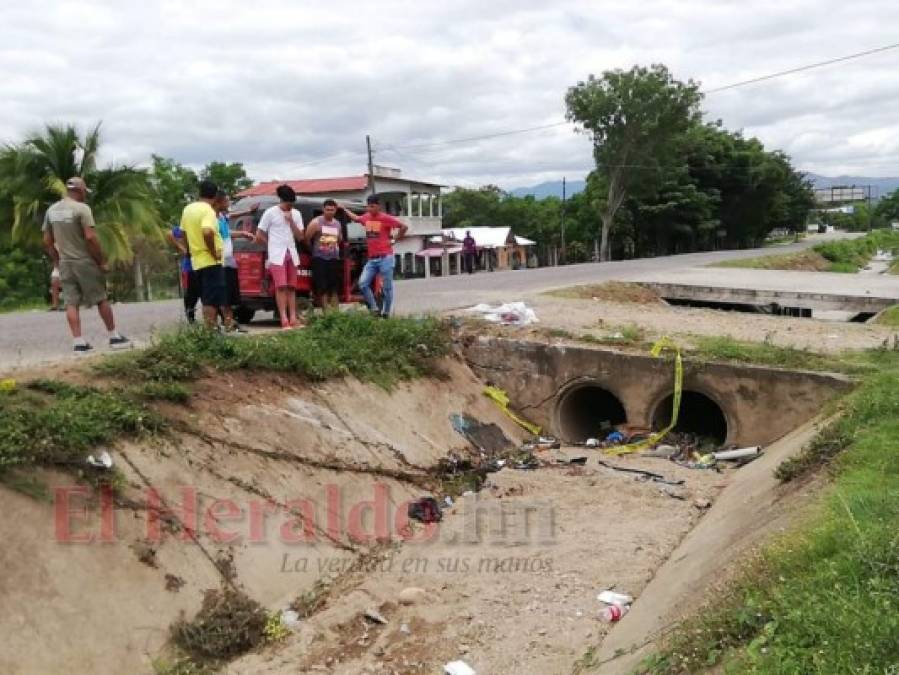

{"left": 0, "top": 357, "right": 524, "bottom": 675}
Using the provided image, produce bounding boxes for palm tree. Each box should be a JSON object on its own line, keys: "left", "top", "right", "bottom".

{"left": 0, "top": 123, "right": 161, "bottom": 264}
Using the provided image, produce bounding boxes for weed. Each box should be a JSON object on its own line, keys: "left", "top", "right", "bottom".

{"left": 263, "top": 613, "right": 291, "bottom": 643}
{"left": 546, "top": 281, "right": 663, "bottom": 304}
{"left": 170, "top": 587, "right": 267, "bottom": 663}
{"left": 290, "top": 578, "right": 330, "bottom": 618}
{"left": 129, "top": 381, "right": 192, "bottom": 403}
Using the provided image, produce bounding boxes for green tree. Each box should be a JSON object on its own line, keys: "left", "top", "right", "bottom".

{"left": 150, "top": 155, "right": 198, "bottom": 225}
{"left": 565, "top": 64, "right": 702, "bottom": 260}
{"left": 874, "top": 189, "right": 899, "bottom": 226}
{"left": 201, "top": 161, "right": 253, "bottom": 197}
{"left": 0, "top": 123, "right": 161, "bottom": 264}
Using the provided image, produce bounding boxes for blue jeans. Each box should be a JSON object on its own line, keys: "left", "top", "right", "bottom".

{"left": 359, "top": 255, "right": 394, "bottom": 316}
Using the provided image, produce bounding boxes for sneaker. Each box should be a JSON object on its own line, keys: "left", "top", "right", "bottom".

{"left": 73, "top": 343, "right": 94, "bottom": 354}
{"left": 109, "top": 335, "right": 132, "bottom": 350}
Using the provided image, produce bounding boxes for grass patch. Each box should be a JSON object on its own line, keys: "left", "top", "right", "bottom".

{"left": 98, "top": 311, "right": 450, "bottom": 389}
{"left": 687, "top": 335, "right": 847, "bottom": 372}
{"left": 713, "top": 229, "right": 899, "bottom": 273}
{"left": 0, "top": 379, "right": 164, "bottom": 479}
{"left": 546, "top": 281, "right": 662, "bottom": 304}
{"left": 641, "top": 349, "right": 899, "bottom": 673}
{"left": 874, "top": 305, "right": 899, "bottom": 327}
{"left": 713, "top": 250, "right": 829, "bottom": 271}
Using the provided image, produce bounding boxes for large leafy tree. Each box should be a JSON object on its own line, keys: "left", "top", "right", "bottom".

{"left": 565, "top": 64, "right": 703, "bottom": 260}
{"left": 150, "top": 155, "right": 198, "bottom": 226}
{"left": 0, "top": 123, "right": 161, "bottom": 263}
{"left": 200, "top": 161, "right": 253, "bottom": 197}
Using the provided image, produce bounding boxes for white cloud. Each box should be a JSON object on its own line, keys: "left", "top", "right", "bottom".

{"left": 1, "top": 0, "right": 899, "bottom": 189}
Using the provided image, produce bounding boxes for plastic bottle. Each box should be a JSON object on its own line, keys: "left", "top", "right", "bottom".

{"left": 598, "top": 603, "right": 629, "bottom": 623}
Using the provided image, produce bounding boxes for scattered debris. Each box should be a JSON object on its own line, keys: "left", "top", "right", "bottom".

{"left": 605, "top": 431, "right": 625, "bottom": 444}
{"left": 597, "top": 590, "right": 633, "bottom": 605}
{"left": 132, "top": 540, "right": 158, "bottom": 568}
{"left": 642, "top": 444, "right": 678, "bottom": 458}
{"left": 86, "top": 450, "right": 113, "bottom": 469}
{"left": 536, "top": 436, "right": 561, "bottom": 450}
{"left": 483, "top": 386, "right": 542, "bottom": 435}
{"left": 713, "top": 446, "right": 761, "bottom": 461}
{"left": 467, "top": 301, "right": 538, "bottom": 326}
{"left": 596, "top": 459, "right": 683, "bottom": 485}
{"left": 165, "top": 574, "right": 186, "bottom": 592}
{"left": 280, "top": 609, "right": 301, "bottom": 630}
{"left": 444, "top": 496, "right": 454, "bottom": 508}
{"left": 449, "top": 413, "right": 513, "bottom": 454}
{"left": 400, "top": 622, "right": 412, "bottom": 635}
{"left": 445, "top": 660, "right": 477, "bottom": 675}
{"left": 558, "top": 456, "right": 588, "bottom": 466}
{"left": 398, "top": 587, "right": 428, "bottom": 606}
{"left": 408, "top": 497, "right": 443, "bottom": 524}
{"left": 598, "top": 603, "right": 629, "bottom": 623}
{"left": 364, "top": 608, "right": 389, "bottom": 625}
{"left": 658, "top": 484, "right": 687, "bottom": 500}
{"left": 693, "top": 498, "right": 712, "bottom": 510}
{"left": 585, "top": 437, "right": 600, "bottom": 448}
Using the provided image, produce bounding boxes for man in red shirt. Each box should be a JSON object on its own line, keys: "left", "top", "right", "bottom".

{"left": 342, "top": 194, "right": 408, "bottom": 317}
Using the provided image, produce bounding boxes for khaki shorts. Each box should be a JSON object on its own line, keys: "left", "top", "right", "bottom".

{"left": 59, "top": 259, "right": 107, "bottom": 308}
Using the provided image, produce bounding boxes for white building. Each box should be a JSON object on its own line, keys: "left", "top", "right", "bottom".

{"left": 238, "top": 166, "right": 443, "bottom": 277}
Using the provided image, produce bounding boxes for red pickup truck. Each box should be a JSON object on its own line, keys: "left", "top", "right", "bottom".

{"left": 228, "top": 196, "right": 375, "bottom": 324}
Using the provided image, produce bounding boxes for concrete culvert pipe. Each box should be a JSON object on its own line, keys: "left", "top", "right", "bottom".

{"left": 558, "top": 384, "right": 627, "bottom": 443}
{"left": 653, "top": 390, "right": 728, "bottom": 444}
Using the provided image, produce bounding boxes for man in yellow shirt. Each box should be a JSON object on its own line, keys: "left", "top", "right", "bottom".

{"left": 180, "top": 180, "right": 226, "bottom": 327}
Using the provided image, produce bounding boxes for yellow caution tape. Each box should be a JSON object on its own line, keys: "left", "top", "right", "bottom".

{"left": 604, "top": 337, "right": 683, "bottom": 456}
{"left": 483, "top": 385, "right": 543, "bottom": 436}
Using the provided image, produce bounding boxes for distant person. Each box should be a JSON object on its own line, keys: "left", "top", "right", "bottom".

{"left": 166, "top": 223, "right": 199, "bottom": 323}
{"left": 214, "top": 190, "right": 253, "bottom": 332}
{"left": 305, "top": 198, "right": 344, "bottom": 312}
{"left": 255, "top": 184, "right": 304, "bottom": 329}
{"left": 180, "top": 179, "right": 228, "bottom": 328}
{"left": 42, "top": 177, "right": 130, "bottom": 353}
{"left": 49, "top": 264, "right": 62, "bottom": 311}
{"left": 342, "top": 194, "right": 408, "bottom": 318}
{"left": 462, "top": 230, "right": 477, "bottom": 274}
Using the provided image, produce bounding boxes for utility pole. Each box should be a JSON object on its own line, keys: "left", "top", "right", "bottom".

{"left": 560, "top": 176, "right": 567, "bottom": 265}
{"left": 366, "top": 134, "right": 376, "bottom": 197}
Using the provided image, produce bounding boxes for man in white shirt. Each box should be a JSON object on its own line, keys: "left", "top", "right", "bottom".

{"left": 255, "top": 184, "right": 304, "bottom": 329}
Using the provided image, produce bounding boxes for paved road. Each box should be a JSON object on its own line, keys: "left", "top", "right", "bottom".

{"left": 0, "top": 234, "right": 864, "bottom": 372}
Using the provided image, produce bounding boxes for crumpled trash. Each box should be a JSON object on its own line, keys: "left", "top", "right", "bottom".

{"left": 585, "top": 438, "right": 600, "bottom": 448}
{"left": 466, "top": 301, "right": 538, "bottom": 326}
{"left": 86, "top": 450, "right": 113, "bottom": 469}
{"left": 364, "top": 608, "right": 389, "bottom": 625}
{"left": 605, "top": 431, "right": 625, "bottom": 444}
{"left": 280, "top": 609, "right": 301, "bottom": 629}
{"left": 597, "top": 590, "right": 633, "bottom": 605}
{"left": 445, "top": 661, "right": 477, "bottom": 675}
{"left": 408, "top": 497, "right": 443, "bottom": 524}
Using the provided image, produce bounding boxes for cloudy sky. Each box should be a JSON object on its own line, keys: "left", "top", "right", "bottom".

{"left": 2, "top": 1, "right": 898, "bottom": 189}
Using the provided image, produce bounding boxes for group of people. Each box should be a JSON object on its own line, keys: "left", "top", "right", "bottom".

{"left": 171, "top": 182, "right": 409, "bottom": 331}
{"left": 40, "top": 176, "right": 412, "bottom": 352}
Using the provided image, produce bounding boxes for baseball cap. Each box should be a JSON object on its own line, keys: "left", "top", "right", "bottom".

{"left": 65, "top": 177, "right": 91, "bottom": 193}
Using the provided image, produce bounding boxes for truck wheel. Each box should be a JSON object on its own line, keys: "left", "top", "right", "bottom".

{"left": 235, "top": 306, "right": 255, "bottom": 324}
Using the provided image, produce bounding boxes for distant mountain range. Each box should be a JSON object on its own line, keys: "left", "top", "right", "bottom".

{"left": 509, "top": 174, "right": 899, "bottom": 200}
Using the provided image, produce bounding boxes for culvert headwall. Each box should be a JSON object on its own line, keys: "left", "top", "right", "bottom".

{"left": 463, "top": 337, "right": 854, "bottom": 446}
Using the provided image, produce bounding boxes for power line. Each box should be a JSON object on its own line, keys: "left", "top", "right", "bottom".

{"left": 705, "top": 41, "right": 899, "bottom": 93}
{"left": 377, "top": 40, "right": 899, "bottom": 155}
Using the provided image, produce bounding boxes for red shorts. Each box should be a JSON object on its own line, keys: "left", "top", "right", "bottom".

{"left": 269, "top": 254, "right": 298, "bottom": 289}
